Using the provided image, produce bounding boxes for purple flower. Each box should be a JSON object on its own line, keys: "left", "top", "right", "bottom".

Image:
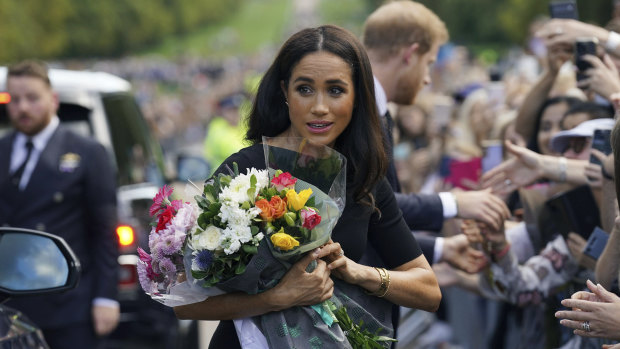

{"left": 160, "top": 231, "right": 185, "bottom": 255}
{"left": 158, "top": 258, "right": 177, "bottom": 275}
{"left": 194, "top": 250, "right": 213, "bottom": 271}
{"left": 137, "top": 260, "right": 158, "bottom": 294}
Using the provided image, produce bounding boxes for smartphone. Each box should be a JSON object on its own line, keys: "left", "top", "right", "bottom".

{"left": 582, "top": 226, "right": 609, "bottom": 260}
{"left": 481, "top": 140, "right": 503, "bottom": 173}
{"left": 549, "top": 0, "right": 579, "bottom": 19}
{"left": 432, "top": 100, "right": 453, "bottom": 132}
{"left": 575, "top": 37, "right": 598, "bottom": 82}
{"left": 589, "top": 129, "right": 612, "bottom": 166}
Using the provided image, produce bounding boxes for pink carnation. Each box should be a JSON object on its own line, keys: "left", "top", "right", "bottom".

{"left": 271, "top": 172, "right": 297, "bottom": 191}
{"left": 150, "top": 185, "right": 174, "bottom": 216}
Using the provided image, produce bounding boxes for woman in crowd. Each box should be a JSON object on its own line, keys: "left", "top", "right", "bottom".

{"left": 554, "top": 117, "right": 620, "bottom": 347}
{"left": 173, "top": 24, "right": 441, "bottom": 348}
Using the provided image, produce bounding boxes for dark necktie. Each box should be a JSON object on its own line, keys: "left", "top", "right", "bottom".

{"left": 11, "top": 139, "right": 34, "bottom": 188}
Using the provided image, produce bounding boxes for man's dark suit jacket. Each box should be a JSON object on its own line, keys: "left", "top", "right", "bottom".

{"left": 0, "top": 126, "right": 118, "bottom": 329}
{"left": 382, "top": 112, "right": 444, "bottom": 261}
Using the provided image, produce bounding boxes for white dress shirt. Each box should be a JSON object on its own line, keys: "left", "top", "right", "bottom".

{"left": 10, "top": 116, "right": 59, "bottom": 190}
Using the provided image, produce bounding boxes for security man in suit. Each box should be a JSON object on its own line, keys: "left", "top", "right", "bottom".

{"left": 0, "top": 60, "right": 120, "bottom": 349}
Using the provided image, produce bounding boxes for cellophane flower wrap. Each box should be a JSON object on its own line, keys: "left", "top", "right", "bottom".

{"left": 183, "top": 137, "right": 346, "bottom": 296}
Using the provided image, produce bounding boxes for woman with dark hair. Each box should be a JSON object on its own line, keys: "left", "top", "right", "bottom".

{"left": 174, "top": 25, "right": 440, "bottom": 348}
{"left": 527, "top": 96, "right": 582, "bottom": 155}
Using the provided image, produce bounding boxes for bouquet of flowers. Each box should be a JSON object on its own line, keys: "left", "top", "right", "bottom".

{"left": 137, "top": 137, "right": 396, "bottom": 348}
{"left": 136, "top": 185, "right": 202, "bottom": 305}
{"left": 186, "top": 163, "right": 340, "bottom": 292}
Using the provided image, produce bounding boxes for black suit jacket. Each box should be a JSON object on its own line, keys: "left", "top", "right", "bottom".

{"left": 381, "top": 112, "right": 443, "bottom": 262}
{"left": 0, "top": 126, "right": 118, "bottom": 329}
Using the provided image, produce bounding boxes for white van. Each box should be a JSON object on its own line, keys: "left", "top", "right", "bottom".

{"left": 0, "top": 67, "right": 203, "bottom": 348}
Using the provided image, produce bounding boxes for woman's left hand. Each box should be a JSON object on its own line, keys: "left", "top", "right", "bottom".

{"left": 316, "top": 239, "right": 359, "bottom": 284}
{"left": 555, "top": 279, "right": 620, "bottom": 340}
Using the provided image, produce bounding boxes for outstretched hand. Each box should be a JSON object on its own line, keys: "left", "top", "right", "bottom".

{"left": 555, "top": 279, "right": 620, "bottom": 341}
{"left": 481, "top": 141, "right": 543, "bottom": 197}
{"left": 536, "top": 19, "right": 609, "bottom": 49}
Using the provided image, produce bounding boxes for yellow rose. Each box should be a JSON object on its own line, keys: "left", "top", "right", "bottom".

{"left": 286, "top": 188, "right": 313, "bottom": 211}
{"left": 270, "top": 229, "right": 300, "bottom": 251}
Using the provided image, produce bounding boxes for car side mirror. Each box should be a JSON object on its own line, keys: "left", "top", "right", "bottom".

{"left": 0, "top": 227, "right": 81, "bottom": 300}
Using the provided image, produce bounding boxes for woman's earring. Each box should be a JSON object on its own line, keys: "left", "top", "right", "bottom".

{"left": 285, "top": 99, "right": 289, "bottom": 106}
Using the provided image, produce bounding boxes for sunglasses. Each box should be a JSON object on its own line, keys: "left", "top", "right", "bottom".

{"left": 562, "top": 137, "right": 589, "bottom": 154}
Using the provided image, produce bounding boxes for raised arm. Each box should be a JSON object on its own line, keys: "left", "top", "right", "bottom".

{"left": 514, "top": 42, "right": 571, "bottom": 140}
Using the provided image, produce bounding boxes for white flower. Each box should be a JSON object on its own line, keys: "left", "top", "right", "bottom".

{"left": 193, "top": 225, "right": 223, "bottom": 251}
{"left": 219, "top": 169, "right": 269, "bottom": 204}
{"left": 219, "top": 203, "right": 260, "bottom": 227}
{"left": 246, "top": 168, "right": 269, "bottom": 191}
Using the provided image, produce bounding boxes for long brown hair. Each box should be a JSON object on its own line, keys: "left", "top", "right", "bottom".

{"left": 246, "top": 25, "right": 388, "bottom": 203}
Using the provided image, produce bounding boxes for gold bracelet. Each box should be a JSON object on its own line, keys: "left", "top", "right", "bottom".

{"left": 367, "top": 267, "right": 390, "bottom": 297}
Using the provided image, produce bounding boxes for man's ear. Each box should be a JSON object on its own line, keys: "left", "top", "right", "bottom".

{"left": 280, "top": 80, "right": 287, "bottom": 100}
{"left": 403, "top": 43, "right": 420, "bottom": 65}
{"left": 52, "top": 91, "right": 60, "bottom": 111}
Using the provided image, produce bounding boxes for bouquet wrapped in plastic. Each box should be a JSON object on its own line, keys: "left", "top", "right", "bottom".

{"left": 137, "top": 137, "right": 396, "bottom": 348}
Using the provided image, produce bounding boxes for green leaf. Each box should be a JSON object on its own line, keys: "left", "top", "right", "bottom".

{"left": 233, "top": 162, "right": 239, "bottom": 176}
{"left": 305, "top": 196, "right": 316, "bottom": 208}
{"left": 250, "top": 225, "right": 259, "bottom": 235}
{"left": 197, "top": 213, "right": 209, "bottom": 229}
{"left": 242, "top": 244, "right": 258, "bottom": 254}
{"left": 247, "top": 188, "right": 256, "bottom": 203}
{"left": 235, "top": 261, "right": 247, "bottom": 274}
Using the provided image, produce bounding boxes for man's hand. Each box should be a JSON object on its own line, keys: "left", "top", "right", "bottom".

{"left": 453, "top": 189, "right": 510, "bottom": 231}
{"left": 440, "top": 234, "right": 487, "bottom": 273}
{"left": 92, "top": 304, "right": 120, "bottom": 336}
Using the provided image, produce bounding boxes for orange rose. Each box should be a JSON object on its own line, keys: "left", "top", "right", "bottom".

{"left": 255, "top": 199, "right": 274, "bottom": 222}
{"left": 270, "top": 196, "right": 287, "bottom": 219}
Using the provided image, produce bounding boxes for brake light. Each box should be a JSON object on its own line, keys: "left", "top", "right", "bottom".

{"left": 0, "top": 93, "right": 9, "bottom": 104}
{"left": 117, "top": 225, "right": 135, "bottom": 246}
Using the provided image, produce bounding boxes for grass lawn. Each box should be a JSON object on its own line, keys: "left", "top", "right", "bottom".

{"left": 142, "top": 0, "right": 292, "bottom": 58}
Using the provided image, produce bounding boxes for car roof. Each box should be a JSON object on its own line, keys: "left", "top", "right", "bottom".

{"left": 0, "top": 66, "right": 131, "bottom": 93}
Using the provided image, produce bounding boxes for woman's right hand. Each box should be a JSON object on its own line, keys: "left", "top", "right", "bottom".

{"left": 267, "top": 250, "right": 334, "bottom": 310}
{"left": 481, "top": 141, "right": 543, "bottom": 197}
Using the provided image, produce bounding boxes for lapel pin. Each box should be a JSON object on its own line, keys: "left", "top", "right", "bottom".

{"left": 59, "top": 153, "right": 80, "bottom": 173}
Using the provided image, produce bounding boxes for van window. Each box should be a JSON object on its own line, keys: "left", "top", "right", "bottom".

{"left": 101, "top": 93, "right": 165, "bottom": 187}
{"left": 0, "top": 104, "right": 92, "bottom": 139}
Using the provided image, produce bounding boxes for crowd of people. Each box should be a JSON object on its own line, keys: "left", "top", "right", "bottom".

{"left": 177, "top": 1, "right": 620, "bottom": 348}
{"left": 6, "top": 0, "right": 620, "bottom": 348}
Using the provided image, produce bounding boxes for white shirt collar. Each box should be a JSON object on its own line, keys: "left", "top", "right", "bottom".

{"left": 374, "top": 76, "right": 388, "bottom": 116}
{"left": 14, "top": 116, "right": 60, "bottom": 152}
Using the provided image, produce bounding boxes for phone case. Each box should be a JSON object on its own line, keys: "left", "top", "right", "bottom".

{"left": 582, "top": 226, "right": 609, "bottom": 260}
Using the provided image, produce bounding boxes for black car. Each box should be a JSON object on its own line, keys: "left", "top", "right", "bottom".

{"left": 0, "top": 227, "right": 81, "bottom": 348}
